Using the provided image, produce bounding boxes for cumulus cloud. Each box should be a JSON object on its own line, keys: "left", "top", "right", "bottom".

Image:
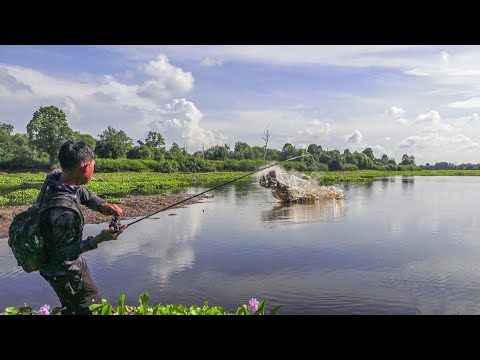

{"left": 347, "top": 130, "right": 363, "bottom": 144}
{"left": 63, "top": 96, "right": 83, "bottom": 125}
{"left": 137, "top": 55, "right": 194, "bottom": 101}
{"left": 416, "top": 110, "right": 440, "bottom": 126}
{"left": 0, "top": 67, "right": 32, "bottom": 94}
{"left": 384, "top": 105, "right": 409, "bottom": 125}
{"left": 371, "top": 145, "right": 386, "bottom": 158}
{"left": 414, "top": 110, "right": 458, "bottom": 134}
{"left": 385, "top": 105, "right": 405, "bottom": 118}
{"left": 147, "top": 98, "right": 227, "bottom": 152}
{"left": 297, "top": 119, "right": 331, "bottom": 142}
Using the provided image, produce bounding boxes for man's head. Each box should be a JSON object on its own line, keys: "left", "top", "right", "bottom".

{"left": 58, "top": 140, "right": 96, "bottom": 184}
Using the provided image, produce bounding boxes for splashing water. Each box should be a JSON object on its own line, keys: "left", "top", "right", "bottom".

{"left": 258, "top": 166, "right": 344, "bottom": 202}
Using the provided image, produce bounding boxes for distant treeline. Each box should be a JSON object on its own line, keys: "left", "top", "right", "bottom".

{"left": 0, "top": 105, "right": 471, "bottom": 173}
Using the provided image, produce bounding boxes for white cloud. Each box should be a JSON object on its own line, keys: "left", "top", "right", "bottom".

{"left": 147, "top": 98, "right": 227, "bottom": 152}
{"left": 385, "top": 105, "right": 405, "bottom": 119}
{"left": 397, "top": 133, "right": 480, "bottom": 164}
{"left": 384, "top": 105, "right": 409, "bottom": 125}
{"left": 200, "top": 57, "right": 223, "bottom": 67}
{"left": 416, "top": 110, "right": 440, "bottom": 126}
{"left": 371, "top": 145, "right": 386, "bottom": 158}
{"left": 137, "top": 54, "right": 194, "bottom": 101}
{"left": 62, "top": 96, "right": 83, "bottom": 125}
{"left": 347, "top": 130, "right": 363, "bottom": 144}
{"left": 449, "top": 97, "right": 480, "bottom": 109}
{"left": 297, "top": 119, "right": 331, "bottom": 141}
{"left": 0, "top": 67, "right": 32, "bottom": 94}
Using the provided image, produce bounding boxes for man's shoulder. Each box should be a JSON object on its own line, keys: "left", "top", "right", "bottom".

{"left": 42, "top": 197, "right": 83, "bottom": 221}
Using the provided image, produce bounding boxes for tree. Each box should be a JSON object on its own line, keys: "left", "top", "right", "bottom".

{"left": 234, "top": 141, "right": 251, "bottom": 154}
{"left": 281, "top": 143, "right": 297, "bottom": 160}
{"left": 73, "top": 131, "right": 96, "bottom": 150}
{"left": 138, "top": 131, "right": 165, "bottom": 149}
{"left": 362, "top": 147, "right": 375, "bottom": 161}
{"left": 400, "top": 154, "right": 416, "bottom": 165}
{"left": 95, "top": 126, "right": 133, "bottom": 159}
{"left": 0, "top": 122, "right": 14, "bottom": 160}
{"left": 307, "top": 144, "right": 319, "bottom": 155}
{"left": 261, "top": 124, "right": 270, "bottom": 160}
{"left": 26, "top": 106, "right": 74, "bottom": 166}
{"left": 380, "top": 154, "right": 389, "bottom": 165}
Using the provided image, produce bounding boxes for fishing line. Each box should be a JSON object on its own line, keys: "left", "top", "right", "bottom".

{"left": 119, "top": 153, "right": 311, "bottom": 229}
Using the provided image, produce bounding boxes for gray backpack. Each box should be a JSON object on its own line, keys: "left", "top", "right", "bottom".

{"left": 8, "top": 181, "right": 82, "bottom": 273}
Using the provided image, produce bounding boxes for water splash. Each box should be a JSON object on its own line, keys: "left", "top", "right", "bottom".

{"left": 258, "top": 166, "right": 344, "bottom": 201}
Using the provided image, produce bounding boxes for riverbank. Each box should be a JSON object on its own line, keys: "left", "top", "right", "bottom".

{"left": 0, "top": 193, "right": 212, "bottom": 239}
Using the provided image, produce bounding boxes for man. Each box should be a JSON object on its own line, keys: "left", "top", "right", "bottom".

{"left": 38, "top": 140, "right": 127, "bottom": 315}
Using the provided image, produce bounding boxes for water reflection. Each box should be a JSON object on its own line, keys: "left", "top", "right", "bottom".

{"left": 84, "top": 204, "right": 207, "bottom": 287}
{"left": 261, "top": 199, "right": 345, "bottom": 223}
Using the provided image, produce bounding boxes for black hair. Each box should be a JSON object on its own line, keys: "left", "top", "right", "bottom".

{"left": 58, "top": 140, "right": 95, "bottom": 171}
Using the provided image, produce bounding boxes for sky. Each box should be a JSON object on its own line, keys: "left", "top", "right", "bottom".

{"left": 1, "top": 45, "right": 480, "bottom": 165}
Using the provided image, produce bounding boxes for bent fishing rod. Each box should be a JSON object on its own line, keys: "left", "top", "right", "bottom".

{"left": 117, "top": 153, "right": 311, "bottom": 230}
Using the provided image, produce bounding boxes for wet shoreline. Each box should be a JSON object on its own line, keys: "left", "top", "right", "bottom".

{"left": 0, "top": 193, "right": 211, "bottom": 239}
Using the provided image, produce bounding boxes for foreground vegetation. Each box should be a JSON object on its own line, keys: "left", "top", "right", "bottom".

{"left": 1, "top": 292, "right": 281, "bottom": 315}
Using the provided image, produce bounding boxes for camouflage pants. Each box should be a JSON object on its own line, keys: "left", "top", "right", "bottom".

{"left": 40, "top": 261, "right": 102, "bottom": 315}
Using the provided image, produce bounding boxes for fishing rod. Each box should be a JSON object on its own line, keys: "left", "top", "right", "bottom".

{"left": 116, "top": 153, "right": 311, "bottom": 230}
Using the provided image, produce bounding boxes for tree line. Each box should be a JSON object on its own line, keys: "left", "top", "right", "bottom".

{"left": 1, "top": 105, "right": 471, "bottom": 173}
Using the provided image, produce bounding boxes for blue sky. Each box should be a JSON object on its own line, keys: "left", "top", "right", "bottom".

{"left": 1, "top": 45, "right": 480, "bottom": 165}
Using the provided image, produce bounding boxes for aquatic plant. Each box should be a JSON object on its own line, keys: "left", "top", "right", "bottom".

{"left": 0, "top": 292, "right": 281, "bottom": 315}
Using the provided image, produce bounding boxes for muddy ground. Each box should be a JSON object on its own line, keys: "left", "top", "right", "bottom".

{"left": 0, "top": 193, "right": 212, "bottom": 239}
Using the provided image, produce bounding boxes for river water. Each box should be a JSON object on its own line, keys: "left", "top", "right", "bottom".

{"left": 1, "top": 176, "right": 480, "bottom": 314}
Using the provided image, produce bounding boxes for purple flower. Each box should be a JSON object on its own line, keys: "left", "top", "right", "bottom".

{"left": 38, "top": 304, "right": 50, "bottom": 315}
{"left": 248, "top": 298, "right": 259, "bottom": 314}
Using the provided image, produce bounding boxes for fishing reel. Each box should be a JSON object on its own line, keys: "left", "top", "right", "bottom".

{"left": 109, "top": 215, "right": 122, "bottom": 232}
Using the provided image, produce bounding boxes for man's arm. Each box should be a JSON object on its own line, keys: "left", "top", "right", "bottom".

{"left": 79, "top": 186, "right": 123, "bottom": 217}
{"left": 79, "top": 186, "right": 105, "bottom": 212}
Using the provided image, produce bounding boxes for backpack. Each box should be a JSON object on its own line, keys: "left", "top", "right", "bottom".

{"left": 8, "top": 180, "right": 83, "bottom": 273}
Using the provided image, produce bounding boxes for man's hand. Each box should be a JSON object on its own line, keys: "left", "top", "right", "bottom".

{"left": 93, "top": 224, "right": 128, "bottom": 245}
{"left": 99, "top": 202, "right": 123, "bottom": 217}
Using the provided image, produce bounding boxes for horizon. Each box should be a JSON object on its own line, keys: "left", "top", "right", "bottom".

{"left": 1, "top": 45, "right": 479, "bottom": 165}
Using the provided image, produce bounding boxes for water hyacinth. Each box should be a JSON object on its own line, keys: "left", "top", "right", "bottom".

{"left": 38, "top": 304, "right": 50, "bottom": 315}
{"left": 248, "top": 298, "right": 259, "bottom": 314}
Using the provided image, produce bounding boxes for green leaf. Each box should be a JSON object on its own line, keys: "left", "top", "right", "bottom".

{"left": 19, "top": 305, "right": 34, "bottom": 314}
{"left": 152, "top": 304, "right": 161, "bottom": 315}
{"left": 89, "top": 303, "right": 104, "bottom": 313}
{"left": 139, "top": 292, "right": 149, "bottom": 307}
{"left": 51, "top": 307, "right": 62, "bottom": 315}
{"left": 116, "top": 306, "right": 124, "bottom": 315}
{"left": 101, "top": 304, "right": 112, "bottom": 315}
{"left": 5, "top": 307, "right": 19, "bottom": 315}
{"left": 269, "top": 305, "right": 282, "bottom": 315}
{"left": 118, "top": 293, "right": 126, "bottom": 307}
{"left": 254, "top": 300, "right": 266, "bottom": 315}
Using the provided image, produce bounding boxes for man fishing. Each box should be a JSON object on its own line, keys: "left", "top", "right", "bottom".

{"left": 38, "top": 140, "right": 127, "bottom": 315}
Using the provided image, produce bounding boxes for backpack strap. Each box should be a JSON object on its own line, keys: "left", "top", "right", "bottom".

{"left": 40, "top": 197, "right": 84, "bottom": 226}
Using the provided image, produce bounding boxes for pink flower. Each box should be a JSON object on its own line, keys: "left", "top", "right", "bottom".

{"left": 248, "top": 298, "right": 259, "bottom": 314}
{"left": 38, "top": 304, "right": 50, "bottom": 315}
